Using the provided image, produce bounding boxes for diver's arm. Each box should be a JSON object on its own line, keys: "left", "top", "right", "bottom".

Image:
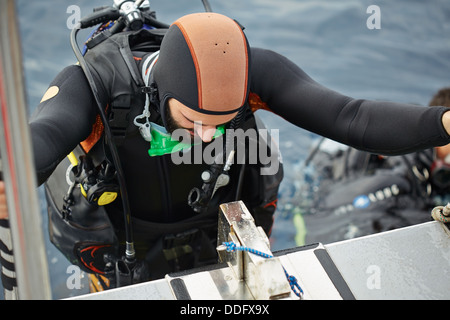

{"left": 29, "top": 65, "right": 99, "bottom": 185}
{"left": 249, "top": 47, "right": 450, "bottom": 155}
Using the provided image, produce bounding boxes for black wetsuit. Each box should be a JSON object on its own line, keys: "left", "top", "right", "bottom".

{"left": 30, "top": 46, "right": 450, "bottom": 277}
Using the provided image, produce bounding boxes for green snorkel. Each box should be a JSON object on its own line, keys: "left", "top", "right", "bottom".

{"left": 147, "top": 123, "right": 225, "bottom": 156}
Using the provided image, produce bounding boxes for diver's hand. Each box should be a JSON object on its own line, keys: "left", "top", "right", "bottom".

{"left": 442, "top": 111, "right": 450, "bottom": 137}
{"left": 0, "top": 181, "right": 8, "bottom": 219}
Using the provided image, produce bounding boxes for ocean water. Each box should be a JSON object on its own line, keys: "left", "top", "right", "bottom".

{"left": 2, "top": 0, "right": 449, "bottom": 299}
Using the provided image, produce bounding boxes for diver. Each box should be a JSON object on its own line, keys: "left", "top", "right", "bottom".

{"left": 2, "top": 7, "right": 450, "bottom": 290}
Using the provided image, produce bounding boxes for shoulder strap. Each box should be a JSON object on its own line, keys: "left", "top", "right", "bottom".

{"left": 108, "top": 29, "right": 164, "bottom": 145}
{"left": 82, "top": 28, "right": 165, "bottom": 150}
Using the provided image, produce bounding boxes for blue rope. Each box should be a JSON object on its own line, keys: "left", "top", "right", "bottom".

{"left": 222, "top": 241, "right": 304, "bottom": 298}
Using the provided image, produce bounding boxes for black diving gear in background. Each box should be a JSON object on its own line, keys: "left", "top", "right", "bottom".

{"left": 300, "top": 144, "right": 440, "bottom": 244}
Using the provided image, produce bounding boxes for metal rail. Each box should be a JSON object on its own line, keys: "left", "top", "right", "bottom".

{"left": 0, "top": 0, "right": 51, "bottom": 299}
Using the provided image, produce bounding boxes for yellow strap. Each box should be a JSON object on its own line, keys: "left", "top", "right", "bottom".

{"left": 88, "top": 273, "right": 110, "bottom": 293}
{"left": 67, "top": 152, "right": 78, "bottom": 166}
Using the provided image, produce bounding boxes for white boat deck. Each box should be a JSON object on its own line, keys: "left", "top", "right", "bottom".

{"left": 71, "top": 221, "right": 450, "bottom": 300}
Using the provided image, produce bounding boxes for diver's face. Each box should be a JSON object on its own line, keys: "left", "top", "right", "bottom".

{"left": 166, "top": 98, "right": 237, "bottom": 143}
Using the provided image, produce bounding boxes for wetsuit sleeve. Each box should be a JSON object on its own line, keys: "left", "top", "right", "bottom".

{"left": 249, "top": 47, "right": 450, "bottom": 155}
{"left": 29, "top": 65, "right": 99, "bottom": 185}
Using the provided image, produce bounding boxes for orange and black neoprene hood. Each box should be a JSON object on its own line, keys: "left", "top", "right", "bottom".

{"left": 153, "top": 12, "right": 250, "bottom": 119}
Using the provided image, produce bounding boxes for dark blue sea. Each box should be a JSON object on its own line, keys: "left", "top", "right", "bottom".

{"left": 2, "top": 0, "right": 449, "bottom": 299}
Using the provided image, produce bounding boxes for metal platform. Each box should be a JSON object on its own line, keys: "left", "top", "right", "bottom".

{"left": 71, "top": 212, "right": 450, "bottom": 300}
